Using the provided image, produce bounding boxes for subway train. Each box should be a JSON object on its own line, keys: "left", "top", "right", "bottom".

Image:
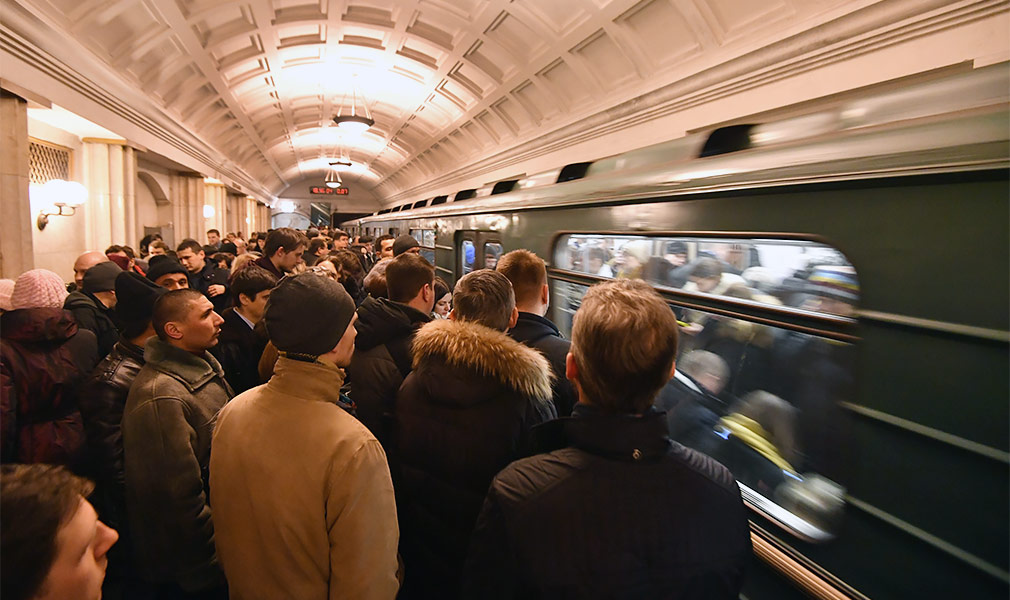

{"left": 344, "top": 64, "right": 1010, "bottom": 599}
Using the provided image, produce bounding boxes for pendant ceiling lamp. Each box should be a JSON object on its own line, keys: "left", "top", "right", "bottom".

{"left": 333, "top": 80, "right": 374, "bottom": 134}
{"left": 329, "top": 144, "right": 352, "bottom": 168}
{"left": 324, "top": 168, "right": 342, "bottom": 189}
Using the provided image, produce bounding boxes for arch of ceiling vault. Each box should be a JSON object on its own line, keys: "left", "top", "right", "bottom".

{"left": 2, "top": 0, "right": 1007, "bottom": 206}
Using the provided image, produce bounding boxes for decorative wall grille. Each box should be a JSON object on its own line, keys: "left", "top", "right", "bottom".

{"left": 29, "top": 140, "right": 71, "bottom": 185}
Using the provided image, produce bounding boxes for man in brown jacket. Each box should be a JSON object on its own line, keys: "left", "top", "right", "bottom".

{"left": 210, "top": 272, "right": 400, "bottom": 600}
{"left": 122, "top": 288, "right": 231, "bottom": 598}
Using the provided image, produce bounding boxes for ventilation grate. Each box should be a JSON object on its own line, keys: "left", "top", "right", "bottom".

{"left": 29, "top": 140, "right": 71, "bottom": 185}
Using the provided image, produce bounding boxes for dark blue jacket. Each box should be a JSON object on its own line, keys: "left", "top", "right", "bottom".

{"left": 508, "top": 312, "right": 577, "bottom": 416}
{"left": 463, "top": 404, "right": 751, "bottom": 600}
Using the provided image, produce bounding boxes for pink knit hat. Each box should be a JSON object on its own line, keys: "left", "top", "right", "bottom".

{"left": 0, "top": 279, "right": 14, "bottom": 311}
{"left": 10, "top": 269, "right": 69, "bottom": 309}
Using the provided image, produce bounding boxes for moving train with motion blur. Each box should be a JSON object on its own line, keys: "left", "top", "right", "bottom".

{"left": 344, "top": 64, "right": 1009, "bottom": 599}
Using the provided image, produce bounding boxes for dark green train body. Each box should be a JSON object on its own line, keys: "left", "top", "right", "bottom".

{"left": 345, "top": 65, "right": 1010, "bottom": 599}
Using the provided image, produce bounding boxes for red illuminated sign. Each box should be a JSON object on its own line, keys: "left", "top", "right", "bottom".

{"left": 310, "top": 186, "right": 349, "bottom": 195}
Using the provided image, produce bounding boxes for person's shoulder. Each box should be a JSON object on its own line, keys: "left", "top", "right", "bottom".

{"left": 666, "top": 442, "right": 741, "bottom": 497}
{"left": 490, "top": 447, "right": 589, "bottom": 506}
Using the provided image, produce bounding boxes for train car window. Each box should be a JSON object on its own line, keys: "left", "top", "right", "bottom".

{"left": 551, "top": 278, "right": 849, "bottom": 543}
{"left": 553, "top": 234, "right": 858, "bottom": 318}
{"left": 461, "top": 240, "right": 475, "bottom": 275}
{"left": 411, "top": 229, "right": 437, "bottom": 265}
{"left": 483, "top": 242, "right": 503, "bottom": 269}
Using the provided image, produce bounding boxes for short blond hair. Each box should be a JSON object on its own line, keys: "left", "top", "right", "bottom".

{"left": 571, "top": 279, "right": 679, "bottom": 413}
{"left": 496, "top": 249, "right": 546, "bottom": 307}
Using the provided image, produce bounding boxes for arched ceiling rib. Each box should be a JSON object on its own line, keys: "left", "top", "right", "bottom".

{"left": 5, "top": 0, "right": 1007, "bottom": 202}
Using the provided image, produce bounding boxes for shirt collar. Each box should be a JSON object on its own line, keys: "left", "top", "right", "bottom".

{"left": 233, "top": 308, "right": 255, "bottom": 330}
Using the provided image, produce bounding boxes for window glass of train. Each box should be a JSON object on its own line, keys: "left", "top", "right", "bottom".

{"left": 549, "top": 276, "right": 849, "bottom": 540}
{"left": 483, "top": 242, "right": 503, "bottom": 269}
{"left": 420, "top": 248, "right": 435, "bottom": 264}
{"left": 666, "top": 308, "right": 850, "bottom": 540}
{"left": 422, "top": 229, "right": 436, "bottom": 248}
{"left": 553, "top": 234, "right": 858, "bottom": 318}
{"left": 461, "top": 240, "right": 475, "bottom": 275}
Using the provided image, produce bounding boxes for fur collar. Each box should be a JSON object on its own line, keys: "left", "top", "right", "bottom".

{"left": 412, "top": 319, "right": 553, "bottom": 400}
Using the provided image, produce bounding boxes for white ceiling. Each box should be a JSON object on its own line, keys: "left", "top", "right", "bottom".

{"left": 4, "top": 0, "right": 1007, "bottom": 205}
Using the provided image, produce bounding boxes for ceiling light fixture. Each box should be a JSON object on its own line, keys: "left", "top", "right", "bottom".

{"left": 332, "top": 79, "right": 374, "bottom": 134}
{"left": 324, "top": 168, "right": 342, "bottom": 189}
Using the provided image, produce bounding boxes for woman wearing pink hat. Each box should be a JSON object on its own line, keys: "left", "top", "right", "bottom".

{"left": 1, "top": 269, "right": 98, "bottom": 471}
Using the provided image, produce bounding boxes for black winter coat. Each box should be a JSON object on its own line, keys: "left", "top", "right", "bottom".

{"left": 347, "top": 297, "right": 429, "bottom": 446}
{"left": 463, "top": 405, "right": 751, "bottom": 600}
{"left": 508, "top": 312, "right": 577, "bottom": 416}
{"left": 210, "top": 308, "right": 268, "bottom": 395}
{"left": 394, "top": 319, "right": 556, "bottom": 598}
{"left": 64, "top": 291, "right": 120, "bottom": 359}
{"left": 79, "top": 339, "right": 146, "bottom": 583}
{"left": 187, "top": 262, "right": 231, "bottom": 314}
{"left": 653, "top": 371, "right": 729, "bottom": 449}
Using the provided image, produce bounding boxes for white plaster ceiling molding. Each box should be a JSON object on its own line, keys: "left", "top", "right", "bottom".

{"left": 3, "top": 0, "right": 1006, "bottom": 206}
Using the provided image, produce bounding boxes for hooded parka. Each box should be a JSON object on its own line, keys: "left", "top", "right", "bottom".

{"left": 348, "top": 296, "right": 430, "bottom": 444}
{"left": 1, "top": 307, "right": 97, "bottom": 470}
{"left": 394, "top": 318, "right": 556, "bottom": 597}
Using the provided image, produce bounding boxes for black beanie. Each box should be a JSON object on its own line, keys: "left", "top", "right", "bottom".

{"left": 219, "top": 242, "right": 238, "bottom": 254}
{"left": 264, "top": 272, "right": 356, "bottom": 357}
{"left": 115, "top": 271, "right": 166, "bottom": 325}
{"left": 82, "top": 261, "right": 124, "bottom": 294}
{"left": 392, "top": 234, "right": 419, "bottom": 256}
{"left": 145, "top": 256, "right": 188, "bottom": 283}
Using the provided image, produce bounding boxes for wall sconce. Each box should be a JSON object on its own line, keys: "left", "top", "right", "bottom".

{"left": 203, "top": 204, "right": 216, "bottom": 219}
{"left": 36, "top": 180, "right": 87, "bottom": 231}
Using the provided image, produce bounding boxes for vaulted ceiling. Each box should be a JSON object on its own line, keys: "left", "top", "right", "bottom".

{"left": 3, "top": 0, "right": 1006, "bottom": 205}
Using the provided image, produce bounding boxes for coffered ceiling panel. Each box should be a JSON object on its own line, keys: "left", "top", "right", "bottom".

{"left": 7, "top": 0, "right": 1001, "bottom": 203}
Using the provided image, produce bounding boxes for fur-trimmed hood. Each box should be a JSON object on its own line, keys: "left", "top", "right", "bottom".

{"left": 411, "top": 318, "right": 552, "bottom": 401}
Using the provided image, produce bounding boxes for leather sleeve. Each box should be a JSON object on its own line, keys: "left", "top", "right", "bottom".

{"left": 123, "top": 397, "right": 224, "bottom": 591}
{"left": 79, "top": 374, "right": 128, "bottom": 487}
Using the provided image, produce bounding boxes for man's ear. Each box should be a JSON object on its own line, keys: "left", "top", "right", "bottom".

{"left": 565, "top": 352, "right": 578, "bottom": 381}
{"left": 508, "top": 306, "right": 519, "bottom": 329}
{"left": 164, "top": 321, "right": 184, "bottom": 340}
{"left": 448, "top": 308, "right": 457, "bottom": 321}
{"left": 668, "top": 360, "right": 677, "bottom": 381}
{"left": 422, "top": 282, "right": 433, "bottom": 302}
{"left": 540, "top": 282, "right": 550, "bottom": 308}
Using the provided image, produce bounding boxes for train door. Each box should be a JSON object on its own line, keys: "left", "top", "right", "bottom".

{"left": 456, "top": 231, "right": 503, "bottom": 280}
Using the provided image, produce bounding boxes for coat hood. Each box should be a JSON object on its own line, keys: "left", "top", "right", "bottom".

{"left": 0, "top": 307, "right": 78, "bottom": 344}
{"left": 412, "top": 319, "right": 552, "bottom": 401}
{"left": 355, "top": 297, "right": 429, "bottom": 351}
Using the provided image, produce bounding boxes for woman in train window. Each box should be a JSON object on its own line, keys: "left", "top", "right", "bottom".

{"left": 695, "top": 390, "right": 800, "bottom": 498}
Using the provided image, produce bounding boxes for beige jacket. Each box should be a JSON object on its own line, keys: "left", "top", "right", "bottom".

{"left": 210, "top": 356, "right": 400, "bottom": 600}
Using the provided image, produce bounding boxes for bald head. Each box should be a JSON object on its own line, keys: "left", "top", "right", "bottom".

{"left": 74, "top": 252, "right": 109, "bottom": 288}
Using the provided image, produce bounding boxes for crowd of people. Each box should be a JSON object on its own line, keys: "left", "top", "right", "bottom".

{"left": 1, "top": 227, "right": 755, "bottom": 600}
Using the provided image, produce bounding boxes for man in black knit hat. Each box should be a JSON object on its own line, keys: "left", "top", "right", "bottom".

{"left": 211, "top": 272, "right": 400, "bottom": 599}
{"left": 65, "top": 261, "right": 123, "bottom": 359}
{"left": 80, "top": 271, "right": 166, "bottom": 598}
{"left": 145, "top": 255, "right": 190, "bottom": 291}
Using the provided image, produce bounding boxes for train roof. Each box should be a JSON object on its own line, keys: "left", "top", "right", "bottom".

{"left": 350, "top": 63, "right": 1009, "bottom": 226}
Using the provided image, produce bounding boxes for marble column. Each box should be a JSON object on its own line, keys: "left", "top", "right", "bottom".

{"left": 0, "top": 91, "right": 34, "bottom": 278}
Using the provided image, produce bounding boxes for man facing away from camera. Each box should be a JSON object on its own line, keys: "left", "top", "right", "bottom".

{"left": 463, "top": 279, "right": 751, "bottom": 599}
{"left": 210, "top": 273, "right": 400, "bottom": 600}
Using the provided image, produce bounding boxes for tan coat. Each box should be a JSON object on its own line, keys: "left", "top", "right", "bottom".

{"left": 210, "top": 356, "right": 400, "bottom": 600}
